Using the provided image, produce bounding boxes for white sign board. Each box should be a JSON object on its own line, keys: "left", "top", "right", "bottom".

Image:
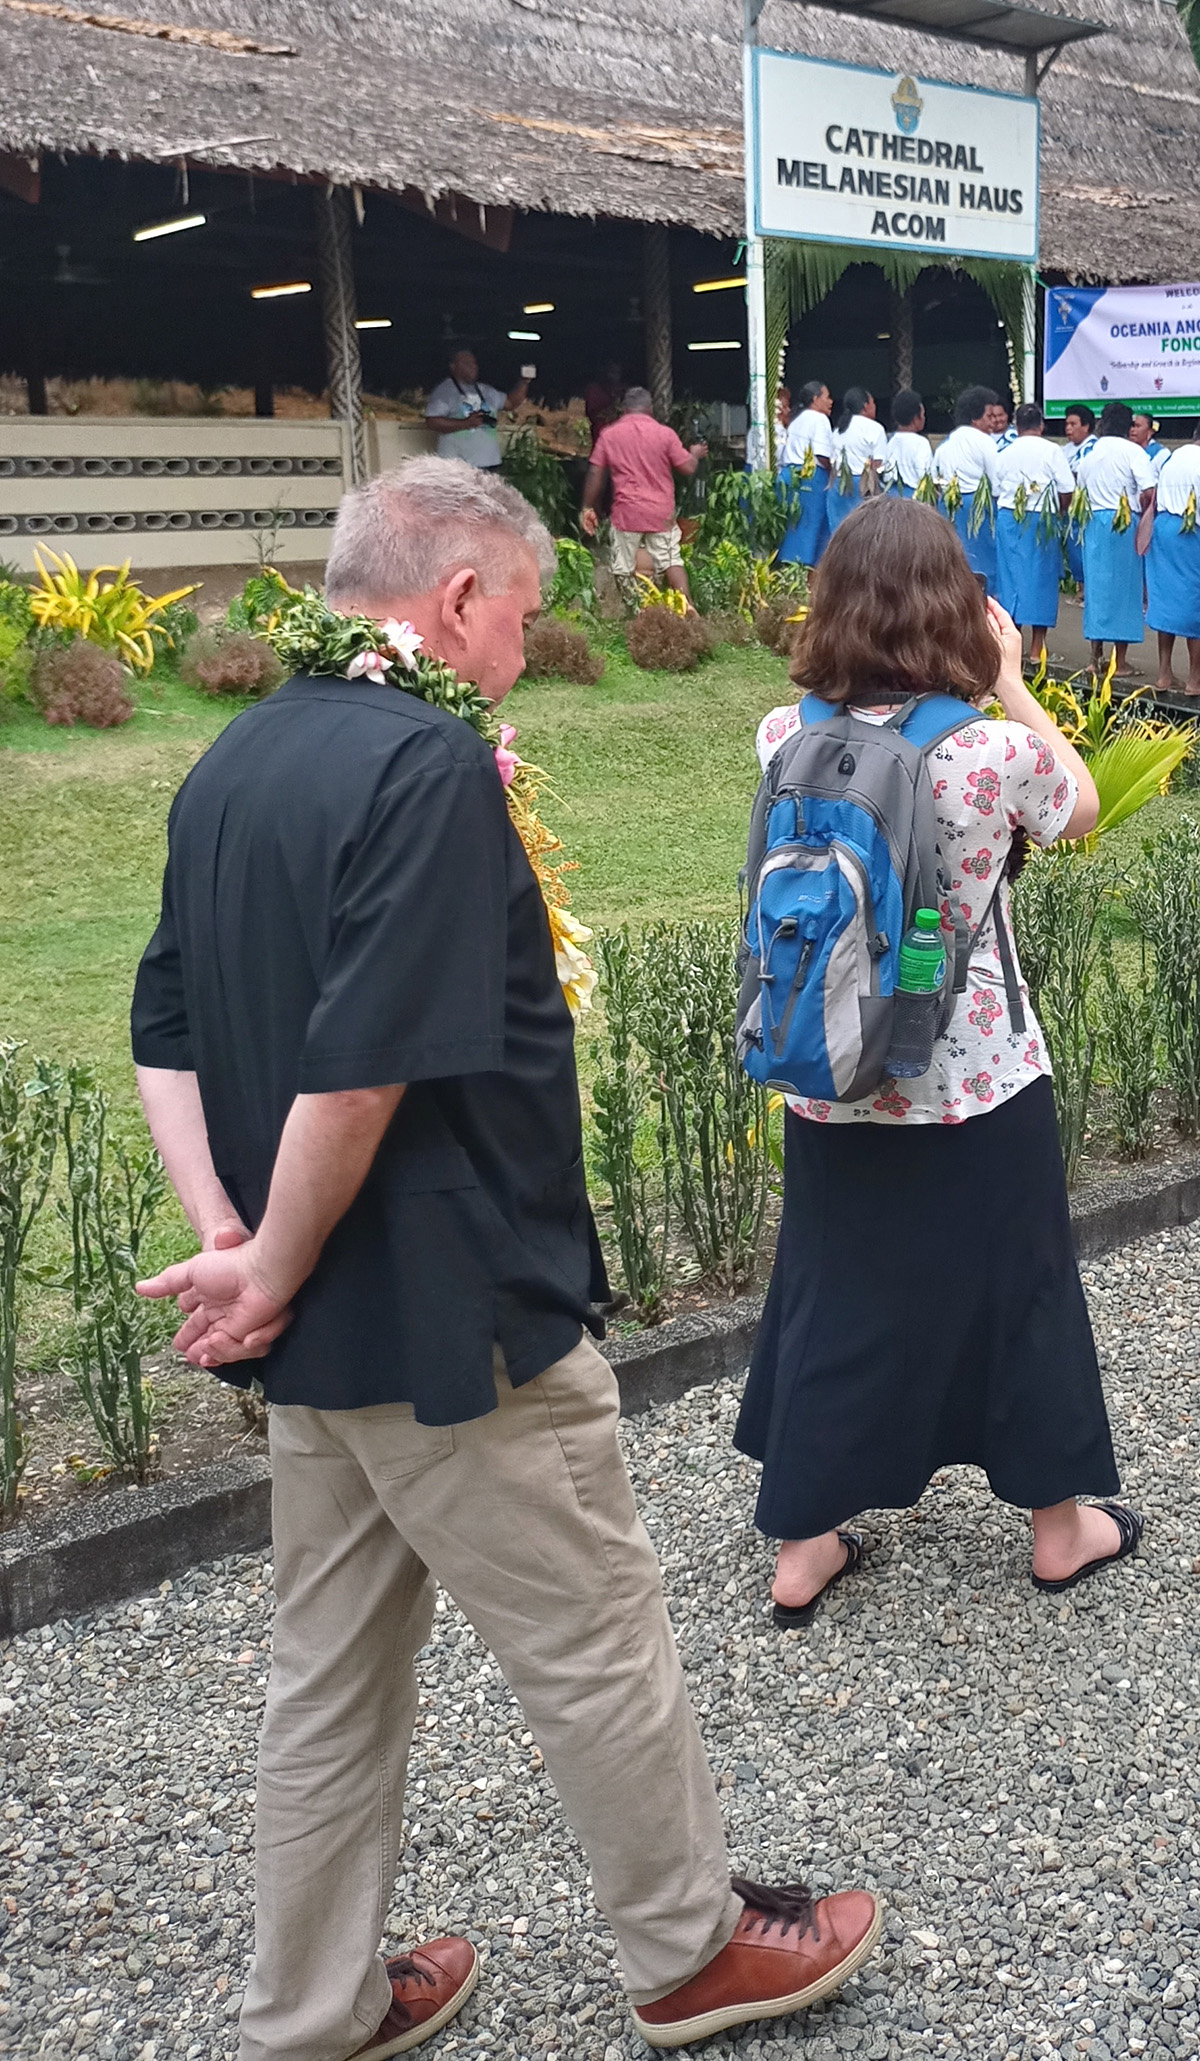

{"left": 751, "top": 49, "right": 1039, "bottom": 264}
{"left": 1044, "top": 282, "right": 1200, "bottom": 414}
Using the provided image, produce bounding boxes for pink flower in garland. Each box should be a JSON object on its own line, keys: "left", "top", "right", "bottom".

{"left": 494, "top": 722, "right": 521, "bottom": 788}
{"left": 346, "top": 648, "right": 391, "bottom": 685}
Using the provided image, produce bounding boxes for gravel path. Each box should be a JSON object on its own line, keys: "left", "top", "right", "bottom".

{"left": 4, "top": 1223, "right": 1200, "bottom": 2061}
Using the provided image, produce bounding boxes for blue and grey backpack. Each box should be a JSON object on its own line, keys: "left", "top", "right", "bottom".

{"left": 735, "top": 693, "right": 1024, "bottom": 1103}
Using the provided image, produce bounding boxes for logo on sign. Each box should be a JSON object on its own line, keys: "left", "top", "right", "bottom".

{"left": 891, "top": 76, "right": 923, "bottom": 135}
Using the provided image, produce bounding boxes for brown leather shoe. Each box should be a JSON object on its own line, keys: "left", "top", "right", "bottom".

{"left": 348, "top": 1938, "right": 480, "bottom": 2059}
{"left": 632, "top": 1878, "right": 882, "bottom": 2049}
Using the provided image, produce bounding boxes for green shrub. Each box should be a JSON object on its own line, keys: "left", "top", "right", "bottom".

{"left": 226, "top": 567, "right": 302, "bottom": 635}
{"left": 180, "top": 626, "right": 284, "bottom": 698}
{"left": 521, "top": 618, "right": 604, "bottom": 685}
{"left": 546, "top": 537, "right": 596, "bottom": 614}
{"left": 626, "top": 605, "right": 712, "bottom": 673}
{"left": 686, "top": 539, "right": 755, "bottom": 617}
{"left": 591, "top": 929, "right": 670, "bottom": 1321}
{"left": 591, "top": 920, "right": 773, "bottom": 1306}
{"left": 695, "top": 467, "right": 798, "bottom": 558}
{"left": 0, "top": 1046, "right": 61, "bottom": 1523}
{"left": 1128, "top": 815, "right": 1200, "bottom": 1134}
{"left": 637, "top": 920, "right": 771, "bottom": 1290}
{"left": 155, "top": 597, "right": 200, "bottom": 656}
{"left": 1096, "top": 942, "right": 1159, "bottom": 1158}
{"left": 499, "top": 426, "right": 571, "bottom": 533}
{"left": 1012, "top": 848, "right": 1109, "bottom": 1184}
{"left": 59, "top": 1070, "right": 166, "bottom": 1481}
{"left": 0, "top": 579, "right": 35, "bottom": 707}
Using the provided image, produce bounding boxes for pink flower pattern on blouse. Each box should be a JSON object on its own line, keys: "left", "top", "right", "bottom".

{"left": 753, "top": 705, "right": 1079, "bottom": 1128}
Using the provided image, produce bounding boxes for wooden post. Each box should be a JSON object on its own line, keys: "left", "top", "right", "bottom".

{"left": 314, "top": 184, "right": 365, "bottom": 484}
{"left": 643, "top": 223, "right": 673, "bottom": 418}
{"left": 24, "top": 312, "right": 46, "bottom": 416}
{"left": 889, "top": 284, "right": 914, "bottom": 395}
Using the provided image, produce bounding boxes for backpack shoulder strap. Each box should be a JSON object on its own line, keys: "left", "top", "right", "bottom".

{"left": 899, "top": 693, "right": 986, "bottom": 756}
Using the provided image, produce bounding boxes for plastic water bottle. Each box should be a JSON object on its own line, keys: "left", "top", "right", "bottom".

{"left": 884, "top": 908, "right": 946, "bottom": 1080}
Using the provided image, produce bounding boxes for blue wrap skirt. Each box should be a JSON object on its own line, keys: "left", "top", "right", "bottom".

{"left": 826, "top": 471, "right": 867, "bottom": 532}
{"left": 1146, "top": 513, "right": 1200, "bottom": 639}
{"left": 996, "top": 509, "right": 1062, "bottom": 628}
{"left": 777, "top": 466, "right": 829, "bottom": 568}
{"left": 1082, "top": 511, "right": 1145, "bottom": 645}
{"left": 948, "top": 499, "right": 997, "bottom": 591}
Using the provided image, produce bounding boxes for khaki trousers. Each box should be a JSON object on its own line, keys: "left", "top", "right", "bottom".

{"left": 238, "top": 1334, "right": 741, "bottom": 2061}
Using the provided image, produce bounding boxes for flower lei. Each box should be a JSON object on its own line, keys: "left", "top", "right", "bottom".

{"left": 268, "top": 587, "right": 596, "bottom": 1018}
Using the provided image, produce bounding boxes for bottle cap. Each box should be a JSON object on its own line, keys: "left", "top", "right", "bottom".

{"left": 914, "top": 908, "right": 941, "bottom": 932}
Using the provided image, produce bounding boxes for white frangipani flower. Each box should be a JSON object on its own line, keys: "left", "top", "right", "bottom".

{"left": 380, "top": 619, "right": 425, "bottom": 670}
{"left": 346, "top": 649, "right": 389, "bottom": 684}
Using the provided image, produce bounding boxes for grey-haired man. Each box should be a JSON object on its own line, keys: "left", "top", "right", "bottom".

{"left": 133, "top": 457, "right": 880, "bottom": 2061}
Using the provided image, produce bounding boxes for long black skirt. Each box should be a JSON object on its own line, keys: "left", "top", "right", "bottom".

{"left": 734, "top": 1076, "right": 1120, "bottom": 1540}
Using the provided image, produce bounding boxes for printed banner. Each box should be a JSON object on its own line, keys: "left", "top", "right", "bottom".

{"left": 1044, "top": 282, "right": 1200, "bottom": 415}
{"left": 751, "top": 49, "right": 1039, "bottom": 263}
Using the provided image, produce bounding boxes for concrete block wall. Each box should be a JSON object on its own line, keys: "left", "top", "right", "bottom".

{"left": 0, "top": 416, "right": 437, "bottom": 573}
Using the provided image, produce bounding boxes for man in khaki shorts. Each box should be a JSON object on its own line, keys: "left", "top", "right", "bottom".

{"left": 582, "top": 385, "right": 706, "bottom": 609}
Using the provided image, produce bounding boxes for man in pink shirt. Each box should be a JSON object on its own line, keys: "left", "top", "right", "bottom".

{"left": 581, "top": 387, "right": 706, "bottom": 608}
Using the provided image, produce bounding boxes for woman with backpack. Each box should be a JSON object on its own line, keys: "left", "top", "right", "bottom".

{"left": 735, "top": 496, "right": 1140, "bottom": 1627}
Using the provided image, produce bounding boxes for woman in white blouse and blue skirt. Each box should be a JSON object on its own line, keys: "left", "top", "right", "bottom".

{"left": 993, "top": 403, "right": 1075, "bottom": 665}
{"left": 932, "top": 385, "right": 1001, "bottom": 593}
{"left": 777, "top": 379, "right": 835, "bottom": 570}
{"left": 1075, "top": 402, "right": 1157, "bottom": 675}
{"left": 1146, "top": 427, "right": 1200, "bottom": 695}
{"left": 826, "top": 388, "right": 888, "bottom": 533}
{"left": 735, "top": 497, "right": 1141, "bottom": 1628}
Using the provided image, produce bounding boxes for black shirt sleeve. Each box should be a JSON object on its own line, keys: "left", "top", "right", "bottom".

{"left": 131, "top": 818, "right": 194, "bottom": 1071}
{"left": 298, "top": 734, "right": 510, "bottom": 1092}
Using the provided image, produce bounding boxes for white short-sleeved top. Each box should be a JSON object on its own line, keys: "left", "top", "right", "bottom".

{"left": 1146, "top": 439, "right": 1171, "bottom": 479}
{"left": 993, "top": 436, "right": 1075, "bottom": 512}
{"left": 1155, "top": 444, "right": 1200, "bottom": 517}
{"left": 884, "top": 430, "right": 935, "bottom": 490}
{"left": 754, "top": 705, "right": 1078, "bottom": 1126}
{"left": 1075, "top": 435, "right": 1156, "bottom": 511}
{"left": 426, "top": 377, "right": 507, "bottom": 466}
{"left": 1066, "top": 434, "right": 1096, "bottom": 478}
{"left": 779, "top": 408, "right": 834, "bottom": 468}
{"left": 933, "top": 424, "right": 1000, "bottom": 495}
{"left": 833, "top": 415, "right": 888, "bottom": 477}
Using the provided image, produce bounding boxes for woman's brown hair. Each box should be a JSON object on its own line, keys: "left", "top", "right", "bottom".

{"left": 790, "top": 495, "right": 1000, "bottom": 705}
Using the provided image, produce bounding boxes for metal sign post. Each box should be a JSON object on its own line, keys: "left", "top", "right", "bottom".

{"left": 743, "top": 0, "right": 770, "bottom": 470}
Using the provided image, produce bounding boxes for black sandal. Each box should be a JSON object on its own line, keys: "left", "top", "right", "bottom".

{"left": 1031, "top": 1502, "right": 1144, "bottom": 1593}
{"left": 772, "top": 1530, "right": 864, "bottom": 1629}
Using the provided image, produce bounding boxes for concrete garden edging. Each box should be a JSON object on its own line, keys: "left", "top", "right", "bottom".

{"left": 5, "top": 1146, "right": 1200, "bottom": 1639}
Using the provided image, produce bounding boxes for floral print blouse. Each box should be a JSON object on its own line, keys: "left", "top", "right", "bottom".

{"left": 754, "top": 704, "right": 1079, "bottom": 1126}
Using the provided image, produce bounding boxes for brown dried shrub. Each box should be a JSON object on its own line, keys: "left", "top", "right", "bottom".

{"left": 703, "top": 609, "right": 754, "bottom": 648}
{"left": 625, "top": 605, "right": 712, "bottom": 674}
{"left": 31, "top": 639, "right": 134, "bottom": 729}
{"left": 754, "top": 601, "right": 803, "bottom": 657}
{"left": 180, "top": 627, "right": 284, "bottom": 698}
{"left": 522, "top": 618, "right": 605, "bottom": 685}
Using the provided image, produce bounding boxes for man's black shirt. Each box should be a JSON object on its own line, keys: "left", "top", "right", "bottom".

{"left": 131, "top": 673, "right": 607, "bottom": 1422}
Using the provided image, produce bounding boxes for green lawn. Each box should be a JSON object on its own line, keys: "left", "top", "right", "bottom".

{"left": 1, "top": 636, "right": 1194, "bottom": 1381}
{"left": 0, "top": 641, "right": 796, "bottom": 1115}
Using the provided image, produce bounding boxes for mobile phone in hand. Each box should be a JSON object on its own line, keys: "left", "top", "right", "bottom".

{"left": 974, "top": 573, "right": 988, "bottom": 596}
{"left": 521, "top": 364, "right": 537, "bottom": 380}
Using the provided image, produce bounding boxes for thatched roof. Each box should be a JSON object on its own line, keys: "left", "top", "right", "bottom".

{"left": 2, "top": 0, "right": 1197, "bottom": 280}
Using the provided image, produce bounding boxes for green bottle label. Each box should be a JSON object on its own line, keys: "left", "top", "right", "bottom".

{"left": 897, "top": 923, "right": 945, "bottom": 993}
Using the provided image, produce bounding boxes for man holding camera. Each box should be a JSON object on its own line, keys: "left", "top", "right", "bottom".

{"left": 426, "top": 345, "right": 530, "bottom": 469}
